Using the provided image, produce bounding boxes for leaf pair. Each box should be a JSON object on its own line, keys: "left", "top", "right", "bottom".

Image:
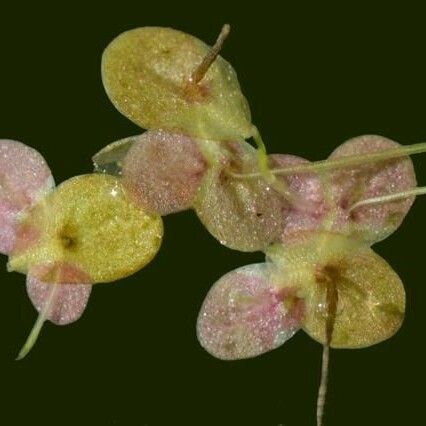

{"left": 93, "top": 132, "right": 287, "bottom": 251}
{"left": 0, "top": 139, "right": 91, "bottom": 333}
{"left": 81, "top": 25, "right": 423, "bottom": 261}
{"left": 197, "top": 231, "right": 405, "bottom": 360}
{"left": 196, "top": 134, "right": 417, "bottom": 359}
{"left": 1, "top": 140, "right": 164, "bottom": 358}
{"left": 273, "top": 134, "right": 416, "bottom": 245}
{"left": 8, "top": 173, "right": 163, "bottom": 283}
{"left": 99, "top": 26, "right": 324, "bottom": 251}
{"left": 79, "top": 24, "right": 425, "bottom": 426}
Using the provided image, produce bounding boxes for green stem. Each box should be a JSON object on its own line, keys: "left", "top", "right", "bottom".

{"left": 251, "top": 125, "right": 273, "bottom": 182}
{"left": 230, "top": 142, "right": 426, "bottom": 179}
{"left": 16, "top": 283, "right": 59, "bottom": 360}
{"left": 251, "top": 126, "right": 317, "bottom": 210}
{"left": 349, "top": 186, "right": 426, "bottom": 211}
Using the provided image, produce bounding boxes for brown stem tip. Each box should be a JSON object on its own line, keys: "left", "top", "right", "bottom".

{"left": 190, "top": 24, "right": 231, "bottom": 84}
{"left": 316, "top": 278, "right": 338, "bottom": 426}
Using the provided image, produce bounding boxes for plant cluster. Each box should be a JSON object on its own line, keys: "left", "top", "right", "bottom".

{"left": 1, "top": 25, "right": 424, "bottom": 425}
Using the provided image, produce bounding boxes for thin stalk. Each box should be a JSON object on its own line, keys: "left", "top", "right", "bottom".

{"left": 16, "top": 281, "right": 59, "bottom": 360}
{"left": 251, "top": 126, "right": 318, "bottom": 211}
{"left": 317, "top": 279, "right": 338, "bottom": 426}
{"left": 251, "top": 125, "right": 273, "bottom": 183}
{"left": 230, "top": 142, "right": 426, "bottom": 179}
{"left": 317, "top": 344, "right": 330, "bottom": 426}
{"left": 190, "top": 24, "right": 231, "bottom": 84}
{"left": 349, "top": 186, "right": 426, "bottom": 211}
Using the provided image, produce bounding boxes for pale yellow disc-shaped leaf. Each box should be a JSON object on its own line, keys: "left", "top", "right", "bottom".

{"left": 266, "top": 232, "right": 405, "bottom": 348}
{"left": 8, "top": 174, "right": 163, "bottom": 283}
{"left": 302, "top": 248, "right": 405, "bottom": 348}
{"left": 101, "top": 27, "right": 252, "bottom": 140}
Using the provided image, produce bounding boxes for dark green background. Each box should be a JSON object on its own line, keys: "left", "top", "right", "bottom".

{"left": 1, "top": 2, "right": 425, "bottom": 425}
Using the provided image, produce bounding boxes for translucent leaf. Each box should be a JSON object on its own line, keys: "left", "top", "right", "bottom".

{"left": 328, "top": 135, "right": 416, "bottom": 244}
{"left": 8, "top": 174, "right": 163, "bottom": 283}
{"left": 122, "top": 130, "right": 207, "bottom": 215}
{"left": 197, "top": 263, "right": 304, "bottom": 360}
{"left": 92, "top": 136, "right": 136, "bottom": 176}
{"left": 193, "top": 140, "right": 285, "bottom": 252}
{"left": 101, "top": 27, "right": 252, "bottom": 140}
{"left": 0, "top": 140, "right": 54, "bottom": 254}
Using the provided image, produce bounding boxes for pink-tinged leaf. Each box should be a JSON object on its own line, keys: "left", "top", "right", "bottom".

{"left": 26, "top": 263, "right": 92, "bottom": 325}
{"left": 122, "top": 130, "right": 207, "bottom": 215}
{"left": 197, "top": 263, "right": 304, "bottom": 360}
{"left": 17, "top": 262, "right": 92, "bottom": 360}
{"left": 269, "top": 154, "right": 327, "bottom": 242}
{"left": 328, "top": 135, "right": 416, "bottom": 244}
{"left": 0, "top": 140, "right": 54, "bottom": 254}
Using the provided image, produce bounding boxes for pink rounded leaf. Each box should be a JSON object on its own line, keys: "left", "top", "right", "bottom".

{"left": 197, "top": 263, "right": 304, "bottom": 360}
{"left": 122, "top": 130, "right": 207, "bottom": 215}
{"left": 26, "top": 263, "right": 92, "bottom": 325}
{"left": 328, "top": 135, "right": 416, "bottom": 244}
{"left": 269, "top": 154, "right": 327, "bottom": 242}
{"left": 0, "top": 140, "right": 54, "bottom": 254}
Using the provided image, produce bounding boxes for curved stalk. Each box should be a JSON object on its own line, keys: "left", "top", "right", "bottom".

{"left": 16, "top": 282, "right": 59, "bottom": 360}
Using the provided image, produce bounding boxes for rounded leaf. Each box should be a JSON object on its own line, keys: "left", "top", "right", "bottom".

{"left": 328, "top": 135, "right": 416, "bottom": 244}
{"left": 0, "top": 140, "right": 54, "bottom": 254}
{"left": 194, "top": 141, "right": 285, "bottom": 252}
{"left": 266, "top": 232, "right": 405, "bottom": 348}
{"left": 301, "top": 244, "right": 405, "bottom": 348}
{"left": 197, "top": 263, "right": 304, "bottom": 360}
{"left": 122, "top": 130, "right": 207, "bottom": 215}
{"left": 101, "top": 27, "right": 252, "bottom": 140}
{"left": 26, "top": 262, "right": 92, "bottom": 325}
{"left": 8, "top": 174, "right": 163, "bottom": 283}
{"left": 269, "top": 154, "right": 327, "bottom": 242}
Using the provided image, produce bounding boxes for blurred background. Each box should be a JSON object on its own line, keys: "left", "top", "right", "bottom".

{"left": 1, "top": 2, "right": 425, "bottom": 425}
